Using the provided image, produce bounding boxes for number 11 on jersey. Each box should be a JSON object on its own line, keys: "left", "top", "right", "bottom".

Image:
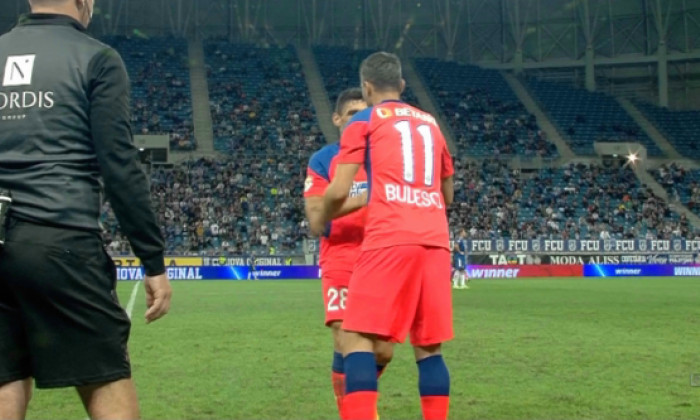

{"left": 395, "top": 121, "right": 435, "bottom": 187}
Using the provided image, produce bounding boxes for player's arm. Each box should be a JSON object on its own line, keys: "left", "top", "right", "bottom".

{"left": 306, "top": 193, "right": 367, "bottom": 237}
{"left": 440, "top": 136, "right": 455, "bottom": 207}
{"left": 323, "top": 163, "right": 361, "bottom": 224}
{"left": 442, "top": 176, "right": 454, "bottom": 207}
{"left": 322, "top": 117, "right": 368, "bottom": 225}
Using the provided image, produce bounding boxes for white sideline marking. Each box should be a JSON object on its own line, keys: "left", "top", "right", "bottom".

{"left": 125, "top": 281, "right": 140, "bottom": 320}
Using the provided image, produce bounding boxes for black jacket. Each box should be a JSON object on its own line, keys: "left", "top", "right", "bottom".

{"left": 0, "top": 14, "right": 164, "bottom": 275}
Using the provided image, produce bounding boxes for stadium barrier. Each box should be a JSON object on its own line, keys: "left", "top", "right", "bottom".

{"left": 463, "top": 239, "right": 700, "bottom": 253}
{"left": 466, "top": 264, "right": 700, "bottom": 278}
{"left": 113, "top": 262, "right": 700, "bottom": 280}
{"left": 115, "top": 265, "right": 321, "bottom": 281}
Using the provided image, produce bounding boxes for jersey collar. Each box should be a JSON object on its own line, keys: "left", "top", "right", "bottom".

{"left": 17, "top": 13, "right": 87, "bottom": 33}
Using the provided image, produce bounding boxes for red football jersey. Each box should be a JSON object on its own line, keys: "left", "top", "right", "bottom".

{"left": 305, "top": 142, "right": 368, "bottom": 272}
{"left": 337, "top": 100, "right": 454, "bottom": 251}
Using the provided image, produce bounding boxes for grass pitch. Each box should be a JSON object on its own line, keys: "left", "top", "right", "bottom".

{"left": 26, "top": 277, "right": 699, "bottom": 419}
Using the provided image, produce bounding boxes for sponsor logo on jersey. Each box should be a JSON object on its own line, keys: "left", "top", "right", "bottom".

{"left": 376, "top": 107, "right": 393, "bottom": 119}
{"left": 3, "top": 55, "right": 35, "bottom": 87}
{"left": 304, "top": 176, "right": 313, "bottom": 193}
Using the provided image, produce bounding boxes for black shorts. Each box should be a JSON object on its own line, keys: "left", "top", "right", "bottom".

{"left": 0, "top": 220, "right": 131, "bottom": 388}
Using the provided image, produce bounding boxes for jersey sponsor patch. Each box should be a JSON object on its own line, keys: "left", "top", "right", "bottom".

{"left": 304, "top": 176, "right": 313, "bottom": 193}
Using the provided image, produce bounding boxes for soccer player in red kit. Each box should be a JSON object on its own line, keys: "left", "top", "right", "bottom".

{"left": 322, "top": 53, "right": 455, "bottom": 420}
{"left": 305, "top": 88, "right": 393, "bottom": 418}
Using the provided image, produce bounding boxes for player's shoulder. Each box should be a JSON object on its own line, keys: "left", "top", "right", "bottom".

{"left": 347, "top": 106, "right": 375, "bottom": 126}
{"left": 308, "top": 143, "right": 340, "bottom": 179}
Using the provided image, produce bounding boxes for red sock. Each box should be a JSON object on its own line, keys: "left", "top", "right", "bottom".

{"left": 420, "top": 395, "right": 450, "bottom": 420}
{"left": 342, "top": 391, "right": 378, "bottom": 420}
{"left": 332, "top": 372, "right": 346, "bottom": 417}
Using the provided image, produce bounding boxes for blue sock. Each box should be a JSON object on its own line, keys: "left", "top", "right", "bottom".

{"left": 376, "top": 363, "right": 386, "bottom": 377}
{"left": 344, "top": 352, "right": 378, "bottom": 393}
{"left": 332, "top": 351, "right": 344, "bottom": 374}
{"left": 417, "top": 355, "right": 450, "bottom": 396}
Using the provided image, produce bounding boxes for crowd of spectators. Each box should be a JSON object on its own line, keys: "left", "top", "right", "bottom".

{"left": 653, "top": 163, "right": 700, "bottom": 218}
{"left": 103, "top": 158, "right": 696, "bottom": 256}
{"left": 99, "top": 41, "right": 699, "bottom": 255}
{"left": 103, "top": 157, "right": 309, "bottom": 255}
{"left": 415, "top": 58, "right": 557, "bottom": 158}
{"left": 105, "top": 36, "right": 195, "bottom": 150}
{"left": 206, "top": 42, "right": 324, "bottom": 155}
{"left": 449, "top": 160, "right": 694, "bottom": 241}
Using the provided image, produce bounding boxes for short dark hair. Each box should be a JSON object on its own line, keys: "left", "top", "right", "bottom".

{"left": 334, "top": 88, "right": 364, "bottom": 114}
{"left": 360, "top": 52, "right": 403, "bottom": 93}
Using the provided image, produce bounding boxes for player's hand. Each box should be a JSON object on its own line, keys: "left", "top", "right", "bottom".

{"left": 144, "top": 273, "right": 172, "bottom": 323}
{"left": 310, "top": 218, "right": 327, "bottom": 237}
{"left": 358, "top": 190, "right": 368, "bottom": 206}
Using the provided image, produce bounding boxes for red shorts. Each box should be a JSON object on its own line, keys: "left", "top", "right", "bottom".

{"left": 322, "top": 270, "right": 351, "bottom": 326}
{"left": 342, "top": 245, "right": 453, "bottom": 346}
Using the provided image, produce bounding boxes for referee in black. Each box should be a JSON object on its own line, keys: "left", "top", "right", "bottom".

{"left": 0, "top": 1, "right": 172, "bottom": 419}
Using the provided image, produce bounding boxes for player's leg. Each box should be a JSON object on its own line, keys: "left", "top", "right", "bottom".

{"left": 329, "top": 321, "right": 346, "bottom": 416}
{"left": 414, "top": 345, "right": 450, "bottom": 420}
{"left": 0, "top": 378, "right": 32, "bottom": 419}
{"left": 342, "top": 246, "right": 423, "bottom": 420}
{"left": 76, "top": 379, "right": 139, "bottom": 419}
{"left": 460, "top": 268, "right": 468, "bottom": 289}
{"left": 451, "top": 263, "right": 460, "bottom": 289}
{"left": 323, "top": 272, "right": 351, "bottom": 417}
{"left": 341, "top": 331, "right": 379, "bottom": 420}
{"left": 411, "top": 247, "right": 454, "bottom": 420}
{"left": 373, "top": 340, "right": 394, "bottom": 379}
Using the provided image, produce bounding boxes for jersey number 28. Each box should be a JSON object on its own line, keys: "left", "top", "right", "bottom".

{"left": 327, "top": 287, "right": 347, "bottom": 311}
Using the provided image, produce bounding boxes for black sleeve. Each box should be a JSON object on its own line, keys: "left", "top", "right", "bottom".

{"left": 88, "top": 48, "right": 165, "bottom": 276}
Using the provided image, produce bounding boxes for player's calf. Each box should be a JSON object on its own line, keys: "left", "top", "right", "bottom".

{"left": 329, "top": 321, "right": 346, "bottom": 417}
{"left": 414, "top": 345, "right": 450, "bottom": 420}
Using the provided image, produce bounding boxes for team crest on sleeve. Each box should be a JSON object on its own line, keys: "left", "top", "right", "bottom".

{"left": 304, "top": 176, "right": 313, "bottom": 192}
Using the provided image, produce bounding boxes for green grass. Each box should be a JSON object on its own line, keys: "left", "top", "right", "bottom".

{"left": 26, "top": 277, "right": 700, "bottom": 419}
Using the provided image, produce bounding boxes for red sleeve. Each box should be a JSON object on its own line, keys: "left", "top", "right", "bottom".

{"left": 440, "top": 134, "right": 455, "bottom": 178}
{"left": 304, "top": 168, "right": 329, "bottom": 198}
{"left": 337, "top": 121, "right": 368, "bottom": 164}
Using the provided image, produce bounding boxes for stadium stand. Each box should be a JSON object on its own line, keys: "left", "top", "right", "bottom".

{"left": 102, "top": 42, "right": 327, "bottom": 256}
{"left": 205, "top": 42, "right": 323, "bottom": 154}
{"left": 634, "top": 101, "right": 700, "bottom": 160}
{"left": 413, "top": 58, "right": 557, "bottom": 158}
{"left": 652, "top": 163, "right": 700, "bottom": 218}
{"left": 97, "top": 42, "right": 696, "bottom": 255}
{"left": 449, "top": 160, "right": 691, "bottom": 240}
{"left": 104, "top": 36, "right": 195, "bottom": 150}
{"left": 313, "top": 46, "right": 420, "bottom": 107}
{"left": 103, "top": 157, "right": 308, "bottom": 255}
{"left": 523, "top": 78, "right": 662, "bottom": 156}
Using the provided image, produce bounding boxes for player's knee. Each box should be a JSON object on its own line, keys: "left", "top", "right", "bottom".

{"left": 414, "top": 343, "right": 442, "bottom": 361}
{"left": 374, "top": 343, "right": 394, "bottom": 366}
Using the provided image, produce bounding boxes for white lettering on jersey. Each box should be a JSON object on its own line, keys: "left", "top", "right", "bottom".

{"left": 385, "top": 183, "right": 443, "bottom": 209}
{"left": 393, "top": 107, "right": 438, "bottom": 126}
